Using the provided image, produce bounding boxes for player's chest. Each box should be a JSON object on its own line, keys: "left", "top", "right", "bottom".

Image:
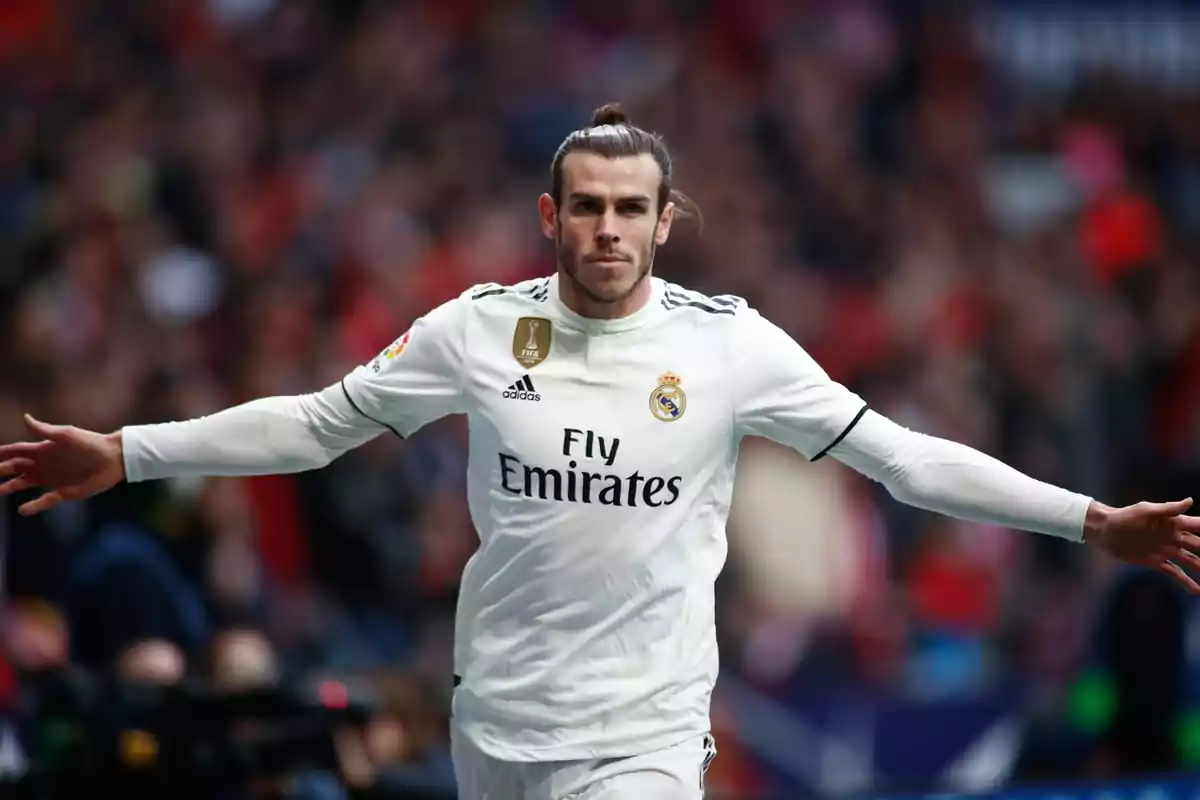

{"left": 465, "top": 322, "right": 731, "bottom": 469}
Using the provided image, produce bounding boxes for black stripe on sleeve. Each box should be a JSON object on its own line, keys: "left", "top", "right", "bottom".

{"left": 809, "top": 403, "right": 869, "bottom": 462}
{"left": 341, "top": 379, "right": 405, "bottom": 440}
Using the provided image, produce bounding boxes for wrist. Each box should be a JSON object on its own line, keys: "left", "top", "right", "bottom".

{"left": 106, "top": 430, "right": 127, "bottom": 481}
{"left": 1082, "top": 500, "right": 1113, "bottom": 545}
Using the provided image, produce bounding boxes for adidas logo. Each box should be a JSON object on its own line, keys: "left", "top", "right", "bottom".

{"left": 502, "top": 375, "right": 541, "bottom": 402}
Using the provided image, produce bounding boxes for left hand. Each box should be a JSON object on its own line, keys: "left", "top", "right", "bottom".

{"left": 1086, "top": 498, "right": 1200, "bottom": 593}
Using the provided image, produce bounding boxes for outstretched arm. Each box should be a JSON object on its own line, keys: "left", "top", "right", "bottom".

{"left": 730, "top": 305, "right": 1200, "bottom": 593}
{"left": 0, "top": 384, "right": 384, "bottom": 516}
{"left": 830, "top": 410, "right": 1090, "bottom": 539}
{"left": 121, "top": 384, "right": 383, "bottom": 481}
{"left": 830, "top": 410, "right": 1200, "bottom": 592}
{"left": 1, "top": 289, "right": 473, "bottom": 517}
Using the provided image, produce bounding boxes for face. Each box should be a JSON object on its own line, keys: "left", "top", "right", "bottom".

{"left": 539, "top": 152, "right": 674, "bottom": 305}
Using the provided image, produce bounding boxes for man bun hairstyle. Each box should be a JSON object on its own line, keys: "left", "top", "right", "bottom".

{"left": 590, "top": 103, "right": 630, "bottom": 127}
{"left": 551, "top": 102, "right": 699, "bottom": 226}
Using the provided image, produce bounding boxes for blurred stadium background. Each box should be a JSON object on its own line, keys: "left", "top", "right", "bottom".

{"left": 2, "top": 0, "right": 1200, "bottom": 797}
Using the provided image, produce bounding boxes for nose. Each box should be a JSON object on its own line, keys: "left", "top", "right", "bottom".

{"left": 596, "top": 212, "right": 620, "bottom": 247}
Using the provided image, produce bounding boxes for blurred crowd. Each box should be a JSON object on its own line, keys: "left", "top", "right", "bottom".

{"left": 2, "top": 0, "right": 1200, "bottom": 796}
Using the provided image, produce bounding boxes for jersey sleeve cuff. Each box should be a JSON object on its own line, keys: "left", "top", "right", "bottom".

{"left": 120, "top": 427, "right": 146, "bottom": 483}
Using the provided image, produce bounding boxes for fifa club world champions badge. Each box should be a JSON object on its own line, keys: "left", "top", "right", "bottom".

{"left": 513, "top": 317, "right": 552, "bottom": 369}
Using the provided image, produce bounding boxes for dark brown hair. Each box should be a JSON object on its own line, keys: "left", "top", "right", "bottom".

{"left": 550, "top": 103, "right": 698, "bottom": 224}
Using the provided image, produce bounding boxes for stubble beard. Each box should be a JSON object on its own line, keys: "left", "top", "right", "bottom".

{"left": 556, "top": 224, "right": 656, "bottom": 305}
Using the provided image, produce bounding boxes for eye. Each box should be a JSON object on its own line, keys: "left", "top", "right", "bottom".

{"left": 574, "top": 199, "right": 601, "bottom": 214}
{"left": 618, "top": 203, "right": 648, "bottom": 216}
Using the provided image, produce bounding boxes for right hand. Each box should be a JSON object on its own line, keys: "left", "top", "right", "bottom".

{"left": 0, "top": 414, "right": 125, "bottom": 516}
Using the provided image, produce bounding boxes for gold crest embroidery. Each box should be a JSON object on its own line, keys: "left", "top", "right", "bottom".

{"left": 513, "top": 317, "right": 552, "bottom": 368}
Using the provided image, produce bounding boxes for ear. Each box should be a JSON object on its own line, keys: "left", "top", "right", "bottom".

{"left": 538, "top": 194, "right": 558, "bottom": 239}
{"left": 655, "top": 202, "right": 674, "bottom": 246}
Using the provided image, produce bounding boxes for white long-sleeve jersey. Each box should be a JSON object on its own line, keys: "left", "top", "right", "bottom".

{"left": 123, "top": 275, "right": 1091, "bottom": 761}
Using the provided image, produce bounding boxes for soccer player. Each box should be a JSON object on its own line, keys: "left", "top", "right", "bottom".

{"left": 3, "top": 104, "right": 1200, "bottom": 799}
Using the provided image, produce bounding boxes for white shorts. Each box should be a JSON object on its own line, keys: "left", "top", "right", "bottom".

{"left": 450, "top": 728, "right": 718, "bottom": 800}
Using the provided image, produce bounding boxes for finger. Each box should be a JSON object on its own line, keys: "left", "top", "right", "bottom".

{"left": 1157, "top": 561, "right": 1200, "bottom": 594}
{"left": 0, "top": 458, "right": 33, "bottom": 478}
{"left": 1147, "top": 498, "right": 1194, "bottom": 517}
{"left": 23, "top": 414, "right": 68, "bottom": 442}
{"left": 18, "top": 490, "right": 64, "bottom": 517}
{"left": 0, "top": 476, "right": 33, "bottom": 498}
{"left": 1176, "top": 530, "right": 1200, "bottom": 551}
{"left": 0, "top": 442, "right": 51, "bottom": 461}
{"left": 1177, "top": 549, "right": 1200, "bottom": 572}
{"left": 1174, "top": 516, "right": 1200, "bottom": 535}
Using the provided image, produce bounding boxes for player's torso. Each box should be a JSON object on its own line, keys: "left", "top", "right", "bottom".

{"left": 462, "top": 292, "right": 736, "bottom": 527}
{"left": 449, "top": 280, "right": 735, "bottom": 756}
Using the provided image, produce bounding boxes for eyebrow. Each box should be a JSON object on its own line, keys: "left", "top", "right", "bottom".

{"left": 568, "top": 192, "right": 652, "bottom": 205}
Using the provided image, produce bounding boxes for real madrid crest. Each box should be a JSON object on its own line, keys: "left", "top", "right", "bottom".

{"left": 513, "top": 317, "right": 552, "bottom": 369}
{"left": 649, "top": 372, "right": 686, "bottom": 422}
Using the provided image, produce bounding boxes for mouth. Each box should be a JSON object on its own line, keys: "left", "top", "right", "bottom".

{"left": 587, "top": 255, "right": 630, "bottom": 264}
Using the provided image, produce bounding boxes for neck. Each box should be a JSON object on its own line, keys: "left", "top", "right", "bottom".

{"left": 557, "top": 270, "right": 653, "bottom": 320}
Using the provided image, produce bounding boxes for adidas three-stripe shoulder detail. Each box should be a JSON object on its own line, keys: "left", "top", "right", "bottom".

{"left": 470, "top": 279, "right": 551, "bottom": 303}
{"left": 470, "top": 282, "right": 506, "bottom": 300}
{"left": 522, "top": 278, "right": 550, "bottom": 302}
{"left": 661, "top": 285, "right": 742, "bottom": 316}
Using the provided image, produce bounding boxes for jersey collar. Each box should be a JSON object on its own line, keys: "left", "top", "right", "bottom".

{"left": 546, "top": 274, "right": 665, "bottom": 334}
